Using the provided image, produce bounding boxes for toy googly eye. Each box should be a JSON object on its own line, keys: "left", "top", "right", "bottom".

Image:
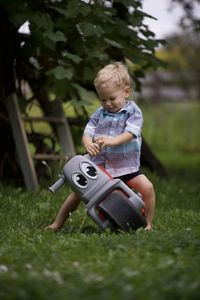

{"left": 72, "top": 172, "right": 88, "bottom": 188}
{"left": 81, "top": 162, "right": 98, "bottom": 179}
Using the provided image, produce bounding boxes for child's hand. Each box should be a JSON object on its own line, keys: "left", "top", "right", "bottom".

{"left": 95, "top": 132, "right": 133, "bottom": 149}
{"left": 95, "top": 136, "right": 116, "bottom": 148}
{"left": 85, "top": 142, "right": 101, "bottom": 156}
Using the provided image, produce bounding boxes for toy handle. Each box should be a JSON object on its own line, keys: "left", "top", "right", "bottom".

{"left": 49, "top": 176, "right": 65, "bottom": 193}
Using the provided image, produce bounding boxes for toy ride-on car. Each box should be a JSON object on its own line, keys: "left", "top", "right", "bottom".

{"left": 49, "top": 155, "right": 147, "bottom": 231}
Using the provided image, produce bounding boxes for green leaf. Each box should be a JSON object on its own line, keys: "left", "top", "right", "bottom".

{"left": 79, "top": 3, "right": 92, "bottom": 16}
{"left": 49, "top": 6, "right": 69, "bottom": 18}
{"left": 44, "top": 31, "right": 67, "bottom": 43}
{"left": 129, "top": 13, "right": 143, "bottom": 27}
{"left": 62, "top": 52, "right": 82, "bottom": 64}
{"left": 140, "top": 29, "right": 155, "bottom": 38}
{"left": 66, "top": 0, "right": 80, "bottom": 18}
{"left": 31, "top": 13, "right": 53, "bottom": 31}
{"left": 82, "top": 67, "right": 94, "bottom": 81}
{"left": 80, "top": 23, "right": 95, "bottom": 37}
{"left": 94, "top": 26, "right": 105, "bottom": 38}
{"left": 46, "top": 66, "right": 73, "bottom": 80}
{"left": 114, "top": 0, "right": 142, "bottom": 9}
{"left": 104, "top": 38, "right": 123, "bottom": 49}
{"left": 51, "top": 2, "right": 91, "bottom": 18}
{"left": 142, "top": 12, "right": 157, "bottom": 20}
{"left": 72, "top": 83, "right": 94, "bottom": 104}
{"left": 79, "top": 22, "right": 104, "bottom": 38}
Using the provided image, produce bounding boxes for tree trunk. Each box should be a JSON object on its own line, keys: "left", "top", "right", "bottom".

{"left": 0, "top": 13, "right": 23, "bottom": 184}
{"left": 0, "top": 102, "right": 23, "bottom": 182}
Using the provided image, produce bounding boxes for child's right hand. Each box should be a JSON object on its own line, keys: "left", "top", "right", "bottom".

{"left": 86, "top": 142, "right": 101, "bottom": 156}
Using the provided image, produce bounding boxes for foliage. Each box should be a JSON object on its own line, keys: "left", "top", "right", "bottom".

{"left": 171, "top": 0, "right": 200, "bottom": 31}
{"left": 157, "top": 31, "right": 200, "bottom": 98}
{"left": 0, "top": 0, "right": 165, "bottom": 104}
{"left": 0, "top": 0, "right": 168, "bottom": 184}
{"left": 156, "top": 47, "right": 187, "bottom": 71}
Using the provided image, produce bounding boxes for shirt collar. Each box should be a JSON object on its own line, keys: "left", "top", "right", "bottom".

{"left": 103, "top": 101, "right": 130, "bottom": 116}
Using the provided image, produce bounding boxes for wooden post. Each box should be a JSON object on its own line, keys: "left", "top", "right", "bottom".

{"left": 5, "top": 93, "right": 38, "bottom": 191}
{"left": 49, "top": 100, "right": 76, "bottom": 157}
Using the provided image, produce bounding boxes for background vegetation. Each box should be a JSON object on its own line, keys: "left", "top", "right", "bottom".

{"left": 0, "top": 0, "right": 166, "bottom": 183}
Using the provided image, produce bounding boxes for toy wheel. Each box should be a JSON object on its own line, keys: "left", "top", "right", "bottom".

{"left": 99, "top": 190, "right": 147, "bottom": 231}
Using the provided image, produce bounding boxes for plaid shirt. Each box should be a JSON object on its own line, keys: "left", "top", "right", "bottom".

{"left": 83, "top": 101, "right": 143, "bottom": 177}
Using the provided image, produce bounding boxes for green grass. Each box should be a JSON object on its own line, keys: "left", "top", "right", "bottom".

{"left": 0, "top": 180, "right": 200, "bottom": 300}
{"left": 1, "top": 101, "right": 200, "bottom": 299}
{"left": 142, "top": 101, "right": 200, "bottom": 176}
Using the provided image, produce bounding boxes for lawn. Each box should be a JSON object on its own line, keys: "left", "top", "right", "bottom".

{"left": 0, "top": 101, "right": 200, "bottom": 300}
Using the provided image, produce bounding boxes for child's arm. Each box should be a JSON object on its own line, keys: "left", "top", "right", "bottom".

{"left": 82, "top": 134, "right": 101, "bottom": 156}
{"left": 95, "top": 132, "right": 134, "bottom": 149}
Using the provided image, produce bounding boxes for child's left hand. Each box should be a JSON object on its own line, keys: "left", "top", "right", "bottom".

{"left": 95, "top": 136, "right": 116, "bottom": 148}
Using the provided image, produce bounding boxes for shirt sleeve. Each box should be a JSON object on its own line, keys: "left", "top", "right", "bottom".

{"left": 124, "top": 104, "right": 143, "bottom": 137}
{"left": 83, "top": 108, "right": 102, "bottom": 137}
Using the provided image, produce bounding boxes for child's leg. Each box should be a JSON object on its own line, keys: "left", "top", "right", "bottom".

{"left": 126, "top": 175, "right": 155, "bottom": 230}
{"left": 46, "top": 192, "right": 80, "bottom": 230}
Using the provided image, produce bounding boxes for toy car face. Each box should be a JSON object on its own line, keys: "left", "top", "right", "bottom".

{"left": 63, "top": 155, "right": 110, "bottom": 203}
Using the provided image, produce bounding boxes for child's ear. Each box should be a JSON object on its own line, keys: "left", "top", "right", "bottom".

{"left": 124, "top": 86, "right": 131, "bottom": 98}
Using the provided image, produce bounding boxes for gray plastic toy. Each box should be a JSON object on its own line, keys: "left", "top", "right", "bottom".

{"left": 49, "top": 155, "right": 147, "bottom": 231}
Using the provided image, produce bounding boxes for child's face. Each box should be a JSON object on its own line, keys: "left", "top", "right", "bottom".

{"left": 97, "top": 83, "right": 130, "bottom": 113}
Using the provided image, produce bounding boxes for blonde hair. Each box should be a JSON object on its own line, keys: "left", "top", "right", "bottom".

{"left": 94, "top": 62, "right": 131, "bottom": 91}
